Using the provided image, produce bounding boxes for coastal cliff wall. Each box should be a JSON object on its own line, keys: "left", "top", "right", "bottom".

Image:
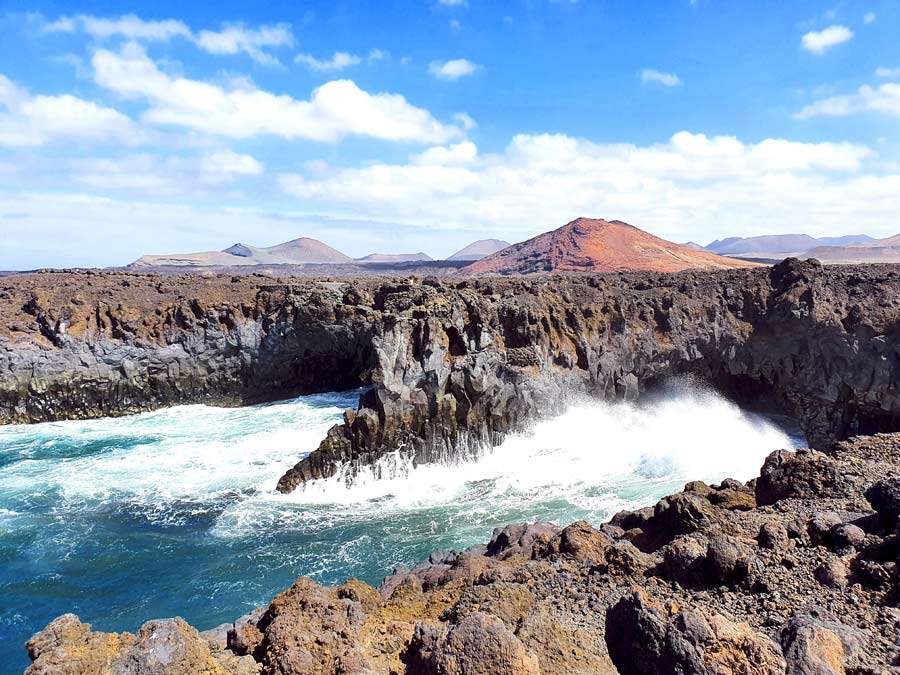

{"left": 2, "top": 260, "right": 899, "bottom": 492}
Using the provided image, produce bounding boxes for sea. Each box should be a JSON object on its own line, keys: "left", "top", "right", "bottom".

{"left": 0, "top": 382, "right": 804, "bottom": 673}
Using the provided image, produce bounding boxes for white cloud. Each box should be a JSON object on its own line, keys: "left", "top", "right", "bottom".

{"left": 368, "top": 49, "right": 388, "bottom": 62}
{"left": 67, "top": 151, "right": 264, "bottom": 195}
{"left": 194, "top": 23, "right": 293, "bottom": 66}
{"left": 46, "top": 14, "right": 191, "bottom": 41}
{"left": 875, "top": 67, "right": 900, "bottom": 78}
{"left": 795, "top": 82, "right": 900, "bottom": 119}
{"left": 45, "top": 14, "right": 293, "bottom": 66}
{"left": 801, "top": 25, "right": 854, "bottom": 54}
{"left": 277, "top": 131, "right": 891, "bottom": 244}
{"left": 412, "top": 141, "right": 478, "bottom": 165}
{"left": 91, "top": 43, "right": 463, "bottom": 143}
{"left": 454, "top": 112, "right": 477, "bottom": 130}
{"left": 0, "top": 74, "right": 138, "bottom": 147}
{"left": 641, "top": 69, "right": 682, "bottom": 87}
{"left": 429, "top": 58, "right": 479, "bottom": 80}
{"left": 864, "top": 12, "right": 876, "bottom": 24}
{"left": 295, "top": 51, "right": 362, "bottom": 72}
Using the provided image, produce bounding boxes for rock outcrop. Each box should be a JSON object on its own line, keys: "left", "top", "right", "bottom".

{"left": 3, "top": 260, "right": 900, "bottom": 493}
{"left": 27, "top": 432, "right": 900, "bottom": 673}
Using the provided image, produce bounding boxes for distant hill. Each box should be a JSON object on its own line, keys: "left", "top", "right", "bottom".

{"left": 355, "top": 253, "right": 433, "bottom": 264}
{"left": 447, "top": 239, "right": 511, "bottom": 261}
{"left": 806, "top": 232, "right": 900, "bottom": 263}
{"left": 463, "top": 218, "right": 757, "bottom": 275}
{"left": 131, "top": 237, "right": 352, "bottom": 268}
{"left": 702, "top": 234, "right": 875, "bottom": 260}
{"left": 680, "top": 241, "right": 704, "bottom": 250}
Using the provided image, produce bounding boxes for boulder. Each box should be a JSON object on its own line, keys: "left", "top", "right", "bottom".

{"left": 605, "top": 588, "right": 785, "bottom": 675}
{"left": 407, "top": 613, "right": 540, "bottom": 675}
{"left": 706, "top": 534, "right": 755, "bottom": 586}
{"left": 864, "top": 478, "right": 900, "bottom": 528}
{"left": 758, "top": 521, "right": 790, "bottom": 551}
{"left": 756, "top": 450, "right": 846, "bottom": 507}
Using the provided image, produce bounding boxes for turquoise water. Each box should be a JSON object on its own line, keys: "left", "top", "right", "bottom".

{"left": 0, "top": 386, "right": 803, "bottom": 673}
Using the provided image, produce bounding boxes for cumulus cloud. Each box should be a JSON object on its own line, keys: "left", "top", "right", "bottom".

{"left": 801, "top": 25, "right": 854, "bottom": 54}
{"left": 0, "top": 74, "right": 138, "bottom": 147}
{"left": 641, "top": 69, "right": 682, "bottom": 87}
{"left": 429, "top": 58, "right": 479, "bottom": 80}
{"left": 295, "top": 52, "right": 362, "bottom": 72}
{"left": 45, "top": 14, "right": 293, "bottom": 65}
{"left": 795, "top": 82, "right": 900, "bottom": 119}
{"left": 91, "top": 43, "right": 462, "bottom": 143}
{"left": 875, "top": 67, "right": 900, "bottom": 78}
{"left": 277, "top": 131, "right": 892, "bottom": 243}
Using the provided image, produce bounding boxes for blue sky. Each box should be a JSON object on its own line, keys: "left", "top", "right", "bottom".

{"left": 0, "top": 0, "right": 898, "bottom": 268}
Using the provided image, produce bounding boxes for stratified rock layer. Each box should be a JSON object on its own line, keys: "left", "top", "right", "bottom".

{"left": 26, "top": 433, "right": 900, "bottom": 673}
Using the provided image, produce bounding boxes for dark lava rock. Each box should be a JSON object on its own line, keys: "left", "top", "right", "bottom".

{"left": 756, "top": 450, "right": 846, "bottom": 507}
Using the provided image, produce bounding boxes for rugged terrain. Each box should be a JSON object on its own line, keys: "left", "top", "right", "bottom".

{"left": 2, "top": 260, "right": 900, "bottom": 494}
{"left": 463, "top": 218, "right": 757, "bottom": 274}
{"left": 25, "top": 431, "right": 900, "bottom": 673}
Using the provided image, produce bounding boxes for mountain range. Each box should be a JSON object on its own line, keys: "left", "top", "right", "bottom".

{"left": 130, "top": 237, "right": 509, "bottom": 269}
{"left": 129, "top": 223, "right": 900, "bottom": 274}
{"left": 699, "top": 234, "right": 876, "bottom": 260}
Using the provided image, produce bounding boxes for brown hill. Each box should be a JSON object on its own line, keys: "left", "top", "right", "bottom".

{"left": 463, "top": 218, "right": 758, "bottom": 275}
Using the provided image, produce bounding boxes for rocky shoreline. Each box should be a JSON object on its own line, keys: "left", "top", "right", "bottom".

{"left": 3, "top": 260, "right": 900, "bottom": 495}
{"left": 25, "top": 432, "right": 900, "bottom": 673}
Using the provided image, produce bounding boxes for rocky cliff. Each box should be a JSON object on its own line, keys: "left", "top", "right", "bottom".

{"left": 25, "top": 432, "right": 900, "bottom": 673}
{"left": 2, "top": 260, "right": 900, "bottom": 494}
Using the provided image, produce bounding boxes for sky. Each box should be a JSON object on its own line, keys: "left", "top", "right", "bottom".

{"left": 0, "top": 0, "right": 899, "bottom": 269}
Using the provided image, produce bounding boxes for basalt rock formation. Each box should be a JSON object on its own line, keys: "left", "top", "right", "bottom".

{"left": 26, "top": 432, "right": 900, "bottom": 673}
{"left": 2, "top": 260, "right": 900, "bottom": 494}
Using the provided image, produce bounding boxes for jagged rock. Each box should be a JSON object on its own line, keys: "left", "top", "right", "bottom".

{"left": 25, "top": 614, "right": 135, "bottom": 675}
{"left": 253, "top": 577, "right": 371, "bottom": 674}
{"left": 758, "top": 521, "right": 791, "bottom": 551}
{"left": 651, "top": 492, "right": 719, "bottom": 538}
{"left": 706, "top": 534, "right": 755, "bottom": 585}
{"left": 407, "top": 613, "right": 540, "bottom": 675}
{"left": 605, "top": 588, "right": 785, "bottom": 675}
{"left": 25, "top": 614, "right": 257, "bottom": 675}
{"left": 864, "top": 478, "right": 900, "bottom": 528}
{"left": 756, "top": 450, "right": 845, "bottom": 507}
{"left": 831, "top": 524, "right": 866, "bottom": 551}
{"left": 779, "top": 615, "right": 864, "bottom": 675}
{"left": 662, "top": 535, "right": 709, "bottom": 586}
{"left": 808, "top": 513, "right": 843, "bottom": 547}
{"left": 544, "top": 520, "right": 611, "bottom": 565}
{"left": 487, "top": 522, "right": 561, "bottom": 560}
{"left": 814, "top": 558, "right": 848, "bottom": 589}
{"left": 5, "top": 264, "right": 900, "bottom": 492}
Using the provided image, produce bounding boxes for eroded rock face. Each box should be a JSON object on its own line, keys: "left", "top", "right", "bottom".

{"left": 27, "top": 433, "right": 900, "bottom": 674}
{"left": 4, "top": 262, "right": 900, "bottom": 492}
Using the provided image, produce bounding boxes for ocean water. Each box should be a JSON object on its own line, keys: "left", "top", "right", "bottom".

{"left": 0, "top": 384, "right": 804, "bottom": 674}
